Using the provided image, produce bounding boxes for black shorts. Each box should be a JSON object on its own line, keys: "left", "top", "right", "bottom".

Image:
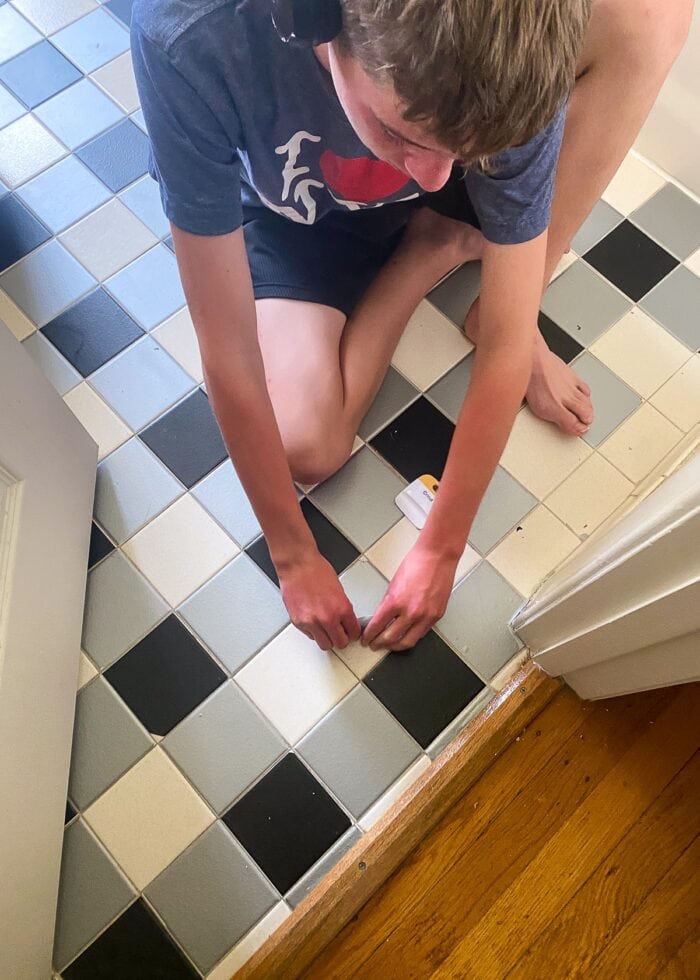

{"left": 242, "top": 165, "right": 480, "bottom": 318}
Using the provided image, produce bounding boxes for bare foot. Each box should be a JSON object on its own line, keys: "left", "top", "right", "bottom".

{"left": 401, "top": 206, "right": 485, "bottom": 270}
{"left": 526, "top": 343, "right": 594, "bottom": 436}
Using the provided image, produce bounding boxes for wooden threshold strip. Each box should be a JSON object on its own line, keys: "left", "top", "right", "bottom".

{"left": 234, "top": 662, "right": 561, "bottom": 979}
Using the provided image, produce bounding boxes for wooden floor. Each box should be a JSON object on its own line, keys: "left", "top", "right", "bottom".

{"left": 301, "top": 680, "right": 700, "bottom": 979}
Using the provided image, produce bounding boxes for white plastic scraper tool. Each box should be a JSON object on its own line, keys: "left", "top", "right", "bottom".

{"left": 395, "top": 474, "right": 439, "bottom": 530}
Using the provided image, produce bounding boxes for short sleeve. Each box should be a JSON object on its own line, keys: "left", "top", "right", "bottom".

{"left": 130, "top": 22, "right": 243, "bottom": 236}
{"left": 464, "top": 101, "right": 567, "bottom": 245}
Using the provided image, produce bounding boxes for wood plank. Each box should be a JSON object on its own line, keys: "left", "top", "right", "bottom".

{"left": 656, "top": 932, "right": 700, "bottom": 978}
{"left": 509, "top": 752, "right": 700, "bottom": 977}
{"left": 310, "top": 684, "right": 678, "bottom": 978}
{"left": 428, "top": 683, "right": 699, "bottom": 978}
{"left": 234, "top": 664, "right": 561, "bottom": 980}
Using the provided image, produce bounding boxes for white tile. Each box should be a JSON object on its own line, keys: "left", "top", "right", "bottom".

{"left": 549, "top": 250, "right": 577, "bottom": 281}
{"left": 365, "top": 516, "right": 480, "bottom": 587}
{"left": 599, "top": 403, "right": 684, "bottom": 483}
{"left": 685, "top": 248, "right": 700, "bottom": 277}
{"left": 499, "top": 407, "right": 593, "bottom": 499}
{"left": 12, "top": 0, "right": 98, "bottom": 33}
{"left": 152, "top": 307, "right": 203, "bottom": 385}
{"left": 84, "top": 747, "right": 214, "bottom": 890}
{"left": 589, "top": 308, "right": 691, "bottom": 398}
{"left": 358, "top": 755, "right": 431, "bottom": 831}
{"left": 0, "top": 115, "right": 65, "bottom": 188}
{"left": 0, "top": 287, "right": 35, "bottom": 341}
{"left": 545, "top": 452, "right": 634, "bottom": 537}
{"left": 487, "top": 506, "right": 580, "bottom": 597}
{"left": 391, "top": 300, "right": 473, "bottom": 391}
{"left": 206, "top": 903, "right": 291, "bottom": 979}
{"left": 601, "top": 154, "right": 666, "bottom": 215}
{"left": 122, "top": 494, "right": 240, "bottom": 607}
{"left": 649, "top": 356, "right": 700, "bottom": 432}
{"left": 0, "top": 4, "right": 41, "bottom": 62}
{"left": 490, "top": 648, "right": 530, "bottom": 692}
{"left": 59, "top": 199, "right": 158, "bottom": 281}
{"left": 90, "top": 51, "right": 139, "bottom": 113}
{"left": 63, "top": 382, "right": 130, "bottom": 461}
{"left": 235, "top": 624, "right": 357, "bottom": 744}
{"left": 77, "top": 651, "right": 98, "bottom": 689}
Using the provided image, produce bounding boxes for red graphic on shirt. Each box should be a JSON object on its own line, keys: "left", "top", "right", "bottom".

{"left": 319, "top": 150, "right": 409, "bottom": 203}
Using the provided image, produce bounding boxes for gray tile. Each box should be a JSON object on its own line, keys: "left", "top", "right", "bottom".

{"left": 468, "top": 466, "right": 538, "bottom": 555}
{"left": 571, "top": 200, "right": 624, "bottom": 255}
{"left": 105, "top": 243, "right": 186, "bottom": 331}
{"left": 21, "top": 329, "right": 81, "bottom": 396}
{"left": 540, "top": 260, "right": 632, "bottom": 346}
{"left": 119, "top": 175, "right": 170, "bottom": 238}
{"left": 82, "top": 550, "right": 169, "bottom": 669}
{"left": 286, "top": 826, "right": 362, "bottom": 908}
{"left": 339, "top": 558, "right": 389, "bottom": 618}
{"left": 0, "top": 240, "right": 95, "bottom": 327}
{"left": 53, "top": 819, "right": 136, "bottom": 972}
{"left": 570, "top": 351, "right": 641, "bottom": 447}
{"left": 358, "top": 366, "right": 420, "bottom": 440}
{"left": 95, "top": 437, "right": 183, "bottom": 544}
{"left": 51, "top": 9, "right": 130, "bottom": 73}
{"left": 89, "top": 336, "right": 196, "bottom": 431}
{"left": 68, "top": 676, "right": 153, "bottom": 809}
{"left": 191, "top": 459, "right": 262, "bottom": 548}
{"left": 0, "top": 80, "right": 24, "bottom": 128}
{"left": 33, "top": 77, "right": 124, "bottom": 151}
{"left": 179, "top": 553, "right": 289, "bottom": 674}
{"left": 310, "top": 445, "right": 405, "bottom": 551}
{"left": 163, "top": 681, "right": 286, "bottom": 814}
{"left": 15, "top": 155, "right": 111, "bottom": 234}
{"left": 427, "top": 261, "right": 482, "bottom": 327}
{"left": 425, "top": 352, "right": 474, "bottom": 423}
{"left": 640, "top": 264, "right": 700, "bottom": 351}
{"left": 630, "top": 184, "right": 700, "bottom": 260}
{"left": 436, "top": 561, "right": 524, "bottom": 680}
{"left": 145, "top": 821, "right": 278, "bottom": 974}
{"left": 298, "top": 685, "right": 421, "bottom": 819}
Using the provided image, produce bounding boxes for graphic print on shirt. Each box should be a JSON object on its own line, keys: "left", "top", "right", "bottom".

{"left": 256, "top": 129, "right": 419, "bottom": 224}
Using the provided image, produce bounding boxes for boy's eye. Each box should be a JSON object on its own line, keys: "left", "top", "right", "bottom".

{"left": 382, "top": 126, "right": 402, "bottom": 145}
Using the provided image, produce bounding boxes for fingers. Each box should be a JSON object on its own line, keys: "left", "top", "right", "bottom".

{"left": 362, "top": 606, "right": 401, "bottom": 649}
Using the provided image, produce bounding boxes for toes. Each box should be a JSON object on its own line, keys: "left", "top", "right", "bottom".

{"left": 559, "top": 409, "right": 589, "bottom": 437}
{"left": 576, "top": 379, "right": 592, "bottom": 398}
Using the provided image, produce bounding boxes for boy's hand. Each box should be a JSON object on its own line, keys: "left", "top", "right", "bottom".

{"left": 361, "top": 544, "right": 456, "bottom": 652}
{"left": 277, "top": 551, "right": 362, "bottom": 652}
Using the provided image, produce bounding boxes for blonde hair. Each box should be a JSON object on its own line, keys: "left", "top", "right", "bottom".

{"left": 337, "top": 0, "right": 592, "bottom": 167}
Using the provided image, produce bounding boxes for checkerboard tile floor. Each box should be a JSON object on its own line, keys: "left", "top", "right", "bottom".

{"left": 1, "top": 2, "right": 699, "bottom": 976}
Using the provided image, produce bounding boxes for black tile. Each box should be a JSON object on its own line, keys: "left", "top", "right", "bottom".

{"left": 0, "top": 193, "right": 51, "bottom": 272}
{"left": 0, "top": 41, "right": 81, "bottom": 109}
{"left": 246, "top": 497, "right": 359, "bottom": 587}
{"left": 106, "top": 0, "right": 134, "bottom": 26}
{"left": 41, "top": 288, "right": 144, "bottom": 376}
{"left": 105, "top": 615, "right": 226, "bottom": 737}
{"left": 140, "top": 389, "right": 228, "bottom": 488}
{"left": 364, "top": 631, "right": 484, "bottom": 749}
{"left": 65, "top": 799, "right": 77, "bottom": 824}
{"left": 76, "top": 119, "right": 150, "bottom": 193}
{"left": 583, "top": 220, "right": 678, "bottom": 302}
{"left": 62, "top": 899, "right": 197, "bottom": 980}
{"left": 223, "top": 753, "right": 351, "bottom": 894}
{"left": 88, "top": 521, "right": 115, "bottom": 568}
{"left": 370, "top": 396, "right": 455, "bottom": 483}
{"left": 537, "top": 311, "right": 584, "bottom": 364}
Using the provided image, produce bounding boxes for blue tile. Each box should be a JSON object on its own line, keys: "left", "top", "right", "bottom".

{"left": 0, "top": 178, "right": 7, "bottom": 198}
{"left": 106, "top": 0, "right": 134, "bottom": 27}
{"left": 0, "top": 41, "right": 81, "bottom": 109}
{"left": 89, "top": 335, "right": 196, "bottom": 431}
{"left": 0, "top": 193, "right": 50, "bottom": 271}
{"left": 0, "top": 80, "right": 24, "bottom": 128}
{"left": 50, "top": 8, "right": 129, "bottom": 73}
{"left": 15, "top": 155, "right": 111, "bottom": 234}
{"left": 76, "top": 117, "right": 149, "bottom": 192}
{"left": 105, "top": 244, "right": 186, "bottom": 330}
{"left": 130, "top": 107, "right": 147, "bottom": 132}
{"left": 0, "top": 4, "right": 42, "bottom": 65}
{"left": 33, "top": 78, "right": 123, "bottom": 150}
{"left": 22, "top": 329, "right": 82, "bottom": 396}
{"left": 0, "top": 240, "right": 96, "bottom": 327}
{"left": 119, "top": 175, "right": 169, "bottom": 238}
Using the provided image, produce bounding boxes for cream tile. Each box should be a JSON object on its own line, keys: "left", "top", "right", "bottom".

{"left": 358, "top": 755, "right": 431, "bottom": 831}
{"left": 499, "top": 407, "right": 593, "bottom": 499}
{"left": 77, "top": 650, "right": 98, "bottom": 690}
{"left": 490, "top": 648, "right": 530, "bottom": 692}
{"left": 487, "top": 506, "right": 580, "bottom": 597}
{"left": 63, "top": 382, "right": 130, "bottom": 461}
{"left": 0, "top": 115, "right": 65, "bottom": 188}
{"left": 599, "top": 403, "right": 684, "bottom": 483}
{"left": 545, "top": 452, "right": 634, "bottom": 537}
{"left": 685, "top": 248, "right": 700, "bottom": 277}
{"left": 649, "top": 356, "right": 700, "bottom": 432}
{"left": 152, "top": 307, "right": 204, "bottom": 384}
{"left": 365, "top": 516, "right": 480, "bottom": 587}
{"left": 12, "top": 0, "right": 97, "bottom": 34}
{"left": 391, "top": 300, "right": 473, "bottom": 390}
{"left": 235, "top": 624, "right": 357, "bottom": 744}
{"left": 122, "top": 494, "right": 239, "bottom": 607}
{"left": 84, "top": 747, "right": 214, "bottom": 890}
{"left": 206, "top": 903, "right": 291, "bottom": 979}
{"left": 549, "top": 250, "right": 577, "bottom": 281}
{"left": 601, "top": 154, "right": 666, "bottom": 215}
{"left": 91, "top": 51, "right": 139, "bottom": 113}
{"left": 0, "top": 287, "right": 35, "bottom": 340}
{"left": 59, "top": 199, "right": 157, "bottom": 280}
{"left": 589, "top": 308, "right": 691, "bottom": 398}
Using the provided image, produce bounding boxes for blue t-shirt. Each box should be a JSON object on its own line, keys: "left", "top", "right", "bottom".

{"left": 131, "top": 0, "right": 567, "bottom": 244}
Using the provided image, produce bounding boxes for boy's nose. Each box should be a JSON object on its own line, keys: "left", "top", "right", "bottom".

{"left": 402, "top": 150, "right": 454, "bottom": 192}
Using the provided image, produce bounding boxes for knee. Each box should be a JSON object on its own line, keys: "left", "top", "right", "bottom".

{"left": 285, "top": 436, "right": 353, "bottom": 487}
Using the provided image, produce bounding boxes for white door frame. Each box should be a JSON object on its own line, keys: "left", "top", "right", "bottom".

{"left": 0, "top": 321, "right": 97, "bottom": 979}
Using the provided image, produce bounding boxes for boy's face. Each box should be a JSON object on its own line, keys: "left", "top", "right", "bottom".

{"left": 322, "top": 41, "right": 458, "bottom": 192}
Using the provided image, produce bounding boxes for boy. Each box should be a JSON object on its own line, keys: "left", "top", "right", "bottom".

{"left": 131, "top": 0, "right": 692, "bottom": 655}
